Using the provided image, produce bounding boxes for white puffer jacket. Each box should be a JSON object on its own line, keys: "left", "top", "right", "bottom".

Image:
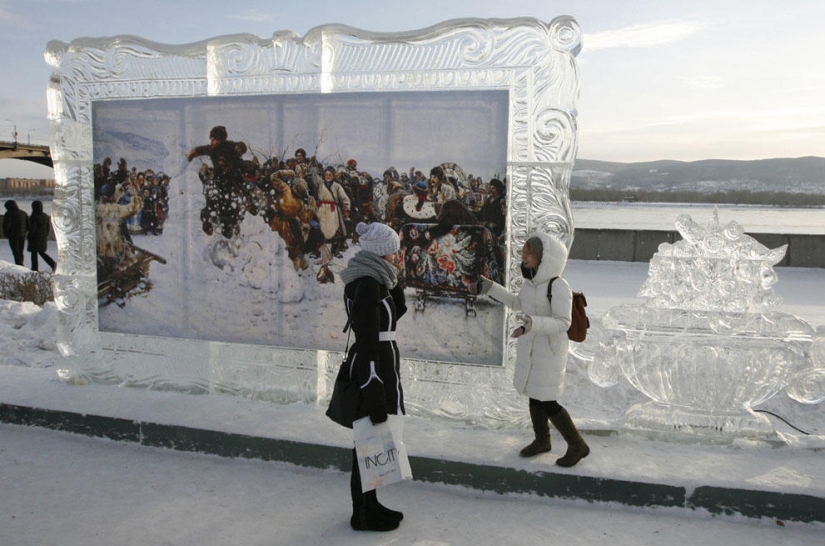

{"left": 488, "top": 232, "right": 572, "bottom": 401}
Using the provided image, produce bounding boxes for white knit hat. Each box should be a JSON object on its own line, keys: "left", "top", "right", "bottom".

{"left": 357, "top": 222, "right": 400, "bottom": 256}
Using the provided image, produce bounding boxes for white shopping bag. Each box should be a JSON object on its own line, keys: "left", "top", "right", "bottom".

{"left": 353, "top": 415, "right": 413, "bottom": 492}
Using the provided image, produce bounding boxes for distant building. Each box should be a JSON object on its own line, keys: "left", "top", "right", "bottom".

{"left": 0, "top": 177, "right": 55, "bottom": 195}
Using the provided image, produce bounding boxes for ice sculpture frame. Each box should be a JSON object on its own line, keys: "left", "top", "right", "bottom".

{"left": 44, "top": 16, "right": 582, "bottom": 426}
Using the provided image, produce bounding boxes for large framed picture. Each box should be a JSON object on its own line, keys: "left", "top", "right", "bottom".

{"left": 46, "top": 16, "right": 582, "bottom": 424}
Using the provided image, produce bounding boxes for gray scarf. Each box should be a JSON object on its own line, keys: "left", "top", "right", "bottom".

{"left": 340, "top": 250, "right": 398, "bottom": 289}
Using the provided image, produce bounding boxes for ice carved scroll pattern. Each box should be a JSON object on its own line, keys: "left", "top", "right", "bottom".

{"left": 44, "top": 16, "right": 581, "bottom": 428}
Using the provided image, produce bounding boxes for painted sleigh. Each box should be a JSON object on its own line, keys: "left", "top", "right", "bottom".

{"left": 399, "top": 223, "right": 503, "bottom": 317}
{"left": 97, "top": 244, "right": 167, "bottom": 308}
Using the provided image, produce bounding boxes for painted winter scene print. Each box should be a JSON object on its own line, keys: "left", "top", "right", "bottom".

{"left": 92, "top": 90, "right": 509, "bottom": 365}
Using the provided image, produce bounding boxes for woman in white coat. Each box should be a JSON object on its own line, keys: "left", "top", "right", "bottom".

{"left": 476, "top": 231, "right": 590, "bottom": 467}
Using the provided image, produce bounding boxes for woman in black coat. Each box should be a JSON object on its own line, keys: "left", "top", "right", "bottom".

{"left": 27, "top": 200, "right": 56, "bottom": 271}
{"left": 339, "top": 221, "right": 407, "bottom": 532}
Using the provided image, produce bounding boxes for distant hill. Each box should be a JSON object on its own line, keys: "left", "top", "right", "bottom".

{"left": 572, "top": 157, "right": 825, "bottom": 195}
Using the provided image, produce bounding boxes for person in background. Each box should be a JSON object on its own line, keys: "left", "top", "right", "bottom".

{"left": 473, "top": 232, "right": 590, "bottom": 467}
{"left": 3, "top": 200, "right": 29, "bottom": 266}
{"left": 140, "top": 182, "right": 159, "bottom": 235}
{"left": 316, "top": 166, "right": 351, "bottom": 258}
{"left": 339, "top": 222, "right": 407, "bottom": 532}
{"left": 113, "top": 157, "right": 129, "bottom": 185}
{"left": 480, "top": 178, "right": 506, "bottom": 240}
{"left": 27, "top": 200, "right": 56, "bottom": 272}
{"left": 428, "top": 165, "right": 456, "bottom": 209}
{"left": 96, "top": 183, "right": 143, "bottom": 273}
{"left": 186, "top": 125, "right": 248, "bottom": 238}
{"left": 389, "top": 180, "right": 436, "bottom": 230}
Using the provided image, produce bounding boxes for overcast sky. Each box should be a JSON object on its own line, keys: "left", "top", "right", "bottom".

{"left": 1, "top": 0, "right": 824, "bottom": 178}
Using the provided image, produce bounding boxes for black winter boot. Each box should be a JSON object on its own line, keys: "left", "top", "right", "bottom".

{"left": 520, "top": 406, "right": 552, "bottom": 457}
{"left": 365, "top": 490, "right": 404, "bottom": 521}
{"left": 549, "top": 407, "right": 590, "bottom": 467}
{"left": 350, "top": 506, "right": 400, "bottom": 532}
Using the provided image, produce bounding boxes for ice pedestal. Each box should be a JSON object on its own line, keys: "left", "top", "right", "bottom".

{"left": 602, "top": 305, "right": 813, "bottom": 440}
{"left": 592, "top": 212, "right": 822, "bottom": 441}
{"left": 622, "top": 403, "right": 776, "bottom": 438}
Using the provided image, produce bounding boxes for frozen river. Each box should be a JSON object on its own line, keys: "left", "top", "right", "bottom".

{"left": 572, "top": 202, "right": 825, "bottom": 234}
{"left": 3, "top": 197, "right": 823, "bottom": 235}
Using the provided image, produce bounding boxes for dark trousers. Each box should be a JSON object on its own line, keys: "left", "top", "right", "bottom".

{"left": 8, "top": 237, "right": 25, "bottom": 266}
{"left": 529, "top": 398, "right": 563, "bottom": 417}
{"left": 31, "top": 251, "right": 56, "bottom": 272}
{"left": 351, "top": 448, "right": 365, "bottom": 508}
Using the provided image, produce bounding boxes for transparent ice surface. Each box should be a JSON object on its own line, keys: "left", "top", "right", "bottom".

{"left": 593, "top": 212, "right": 822, "bottom": 441}
{"left": 45, "top": 17, "right": 583, "bottom": 428}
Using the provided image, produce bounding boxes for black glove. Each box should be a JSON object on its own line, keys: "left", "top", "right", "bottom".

{"left": 469, "top": 276, "right": 493, "bottom": 295}
{"left": 478, "top": 276, "right": 493, "bottom": 295}
{"left": 369, "top": 405, "right": 388, "bottom": 425}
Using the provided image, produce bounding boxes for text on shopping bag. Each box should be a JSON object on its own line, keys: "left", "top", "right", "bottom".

{"left": 364, "top": 447, "right": 401, "bottom": 469}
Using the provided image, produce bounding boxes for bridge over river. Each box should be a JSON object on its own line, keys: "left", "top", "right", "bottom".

{"left": 0, "top": 140, "right": 52, "bottom": 168}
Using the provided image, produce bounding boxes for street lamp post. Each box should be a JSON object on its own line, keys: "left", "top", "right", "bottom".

{"left": 5, "top": 119, "right": 17, "bottom": 144}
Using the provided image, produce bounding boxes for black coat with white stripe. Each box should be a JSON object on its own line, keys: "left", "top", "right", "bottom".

{"left": 343, "top": 276, "right": 407, "bottom": 419}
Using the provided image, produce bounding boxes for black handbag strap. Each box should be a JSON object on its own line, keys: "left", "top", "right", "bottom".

{"left": 343, "top": 327, "right": 352, "bottom": 355}
{"left": 342, "top": 282, "right": 361, "bottom": 354}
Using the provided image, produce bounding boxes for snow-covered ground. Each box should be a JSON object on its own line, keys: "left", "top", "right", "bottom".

{"left": 2, "top": 421, "right": 822, "bottom": 546}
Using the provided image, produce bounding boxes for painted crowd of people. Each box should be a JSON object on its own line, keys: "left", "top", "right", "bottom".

{"left": 94, "top": 157, "right": 171, "bottom": 238}
{"left": 90, "top": 125, "right": 507, "bottom": 291}
{"left": 183, "top": 126, "right": 508, "bottom": 278}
